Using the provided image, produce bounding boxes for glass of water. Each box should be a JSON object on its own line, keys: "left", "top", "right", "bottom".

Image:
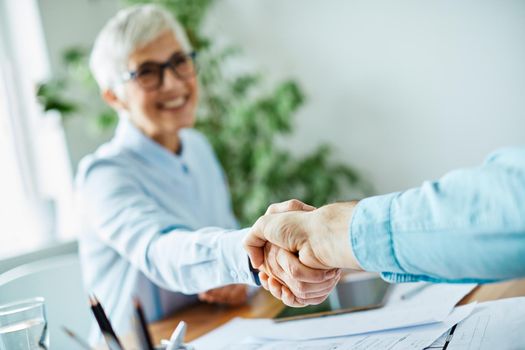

{"left": 0, "top": 298, "right": 48, "bottom": 350}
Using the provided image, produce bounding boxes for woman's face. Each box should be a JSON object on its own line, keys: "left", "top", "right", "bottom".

{"left": 121, "top": 30, "right": 198, "bottom": 140}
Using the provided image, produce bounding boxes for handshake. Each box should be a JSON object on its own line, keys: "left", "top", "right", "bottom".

{"left": 243, "top": 199, "right": 362, "bottom": 307}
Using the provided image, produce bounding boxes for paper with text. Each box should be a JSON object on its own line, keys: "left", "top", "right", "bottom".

{"left": 428, "top": 297, "right": 525, "bottom": 350}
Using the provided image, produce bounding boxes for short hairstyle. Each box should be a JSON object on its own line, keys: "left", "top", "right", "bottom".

{"left": 90, "top": 4, "right": 191, "bottom": 95}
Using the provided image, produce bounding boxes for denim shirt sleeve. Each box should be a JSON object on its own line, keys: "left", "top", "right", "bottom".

{"left": 350, "top": 147, "right": 525, "bottom": 283}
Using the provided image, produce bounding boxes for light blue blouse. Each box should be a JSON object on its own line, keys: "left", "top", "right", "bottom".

{"left": 350, "top": 147, "right": 525, "bottom": 283}
{"left": 76, "top": 118, "right": 257, "bottom": 338}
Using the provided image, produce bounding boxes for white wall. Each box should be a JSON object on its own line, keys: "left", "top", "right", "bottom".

{"left": 206, "top": 0, "right": 525, "bottom": 194}
{"left": 37, "top": 0, "right": 120, "bottom": 169}
{"left": 38, "top": 0, "right": 119, "bottom": 76}
{"left": 38, "top": 0, "right": 525, "bottom": 194}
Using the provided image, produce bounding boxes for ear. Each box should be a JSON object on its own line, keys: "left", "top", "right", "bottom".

{"left": 102, "top": 89, "right": 128, "bottom": 111}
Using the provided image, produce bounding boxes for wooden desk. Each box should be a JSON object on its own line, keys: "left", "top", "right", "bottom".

{"left": 148, "top": 278, "right": 525, "bottom": 345}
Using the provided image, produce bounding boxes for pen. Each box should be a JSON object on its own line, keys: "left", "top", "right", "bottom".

{"left": 89, "top": 295, "right": 124, "bottom": 350}
{"left": 62, "top": 326, "right": 93, "bottom": 350}
{"left": 133, "top": 297, "right": 154, "bottom": 350}
{"left": 400, "top": 284, "right": 432, "bottom": 300}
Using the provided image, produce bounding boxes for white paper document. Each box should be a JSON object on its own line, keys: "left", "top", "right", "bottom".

{"left": 191, "top": 282, "right": 476, "bottom": 349}
{"left": 232, "top": 283, "right": 474, "bottom": 341}
{"left": 192, "top": 304, "right": 476, "bottom": 350}
{"left": 251, "top": 302, "right": 452, "bottom": 340}
{"left": 428, "top": 297, "right": 525, "bottom": 350}
{"left": 385, "top": 283, "right": 476, "bottom": 308}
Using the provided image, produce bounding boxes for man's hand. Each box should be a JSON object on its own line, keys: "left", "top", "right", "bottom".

{"left": 198, "top": 284, "right": 248, "bottom": 306}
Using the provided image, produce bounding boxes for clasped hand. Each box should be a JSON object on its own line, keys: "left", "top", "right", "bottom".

{"left": 244, "top": 200, "right": 359, "bottom": 307}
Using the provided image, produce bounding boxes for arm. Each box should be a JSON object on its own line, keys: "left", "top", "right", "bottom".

{"left": 352, "top": 147, "right": 525, "bottom": 283}
{"left": 79, "top": 161, "right": 334, "bottom": 298}
{"left": 78, "top": 161, "right": 256, "bottom": 294}
{"left": 246, "top": 147, "right": 525, "bottom": 292}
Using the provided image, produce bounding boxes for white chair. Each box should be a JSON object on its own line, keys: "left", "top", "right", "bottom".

{"left": 0, "top": 253, "right": 92, "bottom": 349}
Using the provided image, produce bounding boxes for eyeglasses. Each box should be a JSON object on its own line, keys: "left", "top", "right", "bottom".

{"left": 122, "top": 51, "right": 197, "bottom": 91}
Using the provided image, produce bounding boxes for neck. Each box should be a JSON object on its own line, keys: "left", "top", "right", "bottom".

{"left": 152, "top": 133, "right": 181, "bottom": 154}
{"left": 123, "top": 115, "right": 182, "bottom": 154}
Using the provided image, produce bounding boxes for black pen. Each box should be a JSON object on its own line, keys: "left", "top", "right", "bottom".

{"left": 89, "top": 295, "right": 124, "bottom": 350}
{"left": 132, "top": 297, "right": 154, "bottom": 350}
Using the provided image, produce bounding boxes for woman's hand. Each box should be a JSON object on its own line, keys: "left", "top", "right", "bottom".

{"left": 198, "top": 284, "right": 249, "bottom": 306}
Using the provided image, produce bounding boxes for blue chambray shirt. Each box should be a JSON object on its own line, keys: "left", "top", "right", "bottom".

{"left": 75, "top": 117, "right": 257, "bottom": 339}
{"left": 350, "top": 147, "right": 525, "bottom": 283}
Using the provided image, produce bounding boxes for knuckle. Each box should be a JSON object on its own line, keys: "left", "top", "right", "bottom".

{"left": 288, "top": 199, "right": 301, "bottom": 210}
{"left": 296, "top": 298, "right": 309, "bottom": 306}
{"left": 315, "top": 296, "right": 329, "bottom": 304}
{"left": 313, "top": 271, "right": 325, "bottom": 282}
{"left": 295, "top": 281, "right": 307, "bottom": 293}
{"left": 253, "top": 215, "right": 267, "bottom": 228}
{"left": 267, "top": 203, "right": 278, "bottom": 212}
{"left": 287, "top": 297, "right": 300, "bottom": 308}
{"left": 293, "top": 285, "right": 309, "bottom": 299}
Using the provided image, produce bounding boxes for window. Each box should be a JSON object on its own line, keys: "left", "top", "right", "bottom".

{"left": 0, "top": 0, "right": 75, "bottom": 258}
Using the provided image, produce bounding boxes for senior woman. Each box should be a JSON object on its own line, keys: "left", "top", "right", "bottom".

{"left": 77, "top": 4, "right": 338, "bottom": 340}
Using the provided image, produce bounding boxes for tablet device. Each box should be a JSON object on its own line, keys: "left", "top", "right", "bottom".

{"left": 274, "top": 272, "right": 391, "bottom": 322}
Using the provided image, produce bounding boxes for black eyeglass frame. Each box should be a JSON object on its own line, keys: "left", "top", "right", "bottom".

{"left": 121, "top": 51, "right": 197, "bottom": 91}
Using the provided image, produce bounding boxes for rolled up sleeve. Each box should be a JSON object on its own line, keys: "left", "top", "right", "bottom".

{"left": 350, "top": 147, "right": 525, "bottom": 283}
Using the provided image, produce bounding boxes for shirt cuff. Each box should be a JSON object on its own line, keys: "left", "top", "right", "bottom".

{"left": 350, "top": 192, "right": 406, "bottom": 274}
{"left": 217, "top": 228, "right": 259, "bottom": 286}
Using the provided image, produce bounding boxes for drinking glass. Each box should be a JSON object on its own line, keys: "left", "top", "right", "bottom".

{"left": 0, "top": 298, "right": 49, "bottom": 350}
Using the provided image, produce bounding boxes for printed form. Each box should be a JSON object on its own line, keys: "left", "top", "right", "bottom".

{"left": 427, "top": 297, "right": 525, "bottom": 350}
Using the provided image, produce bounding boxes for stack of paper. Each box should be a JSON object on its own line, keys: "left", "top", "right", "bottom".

{"left": 192, "top": 303, "right": 476, "bottom": 350}
{"left": 428, "top": 297, "right": 525, "bottom": 350}
{"left": 191, "top": 283, "right": 477, "bottom": 350}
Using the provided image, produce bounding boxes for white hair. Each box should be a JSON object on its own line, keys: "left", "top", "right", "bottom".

{"left": 90, "top": 4, "right": 192, "bottom": 95}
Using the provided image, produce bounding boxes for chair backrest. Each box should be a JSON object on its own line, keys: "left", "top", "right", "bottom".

{"left": 0, "top": 253, "right": 92, "bottom": 349}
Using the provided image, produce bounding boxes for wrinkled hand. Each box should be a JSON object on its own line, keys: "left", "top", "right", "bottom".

{"left": 246, "top": 200, "right": 359, "bottom": 271}
{"left": 259, "top": 243, "right": 341, "bottom": 307}
{"left": 198, "top": 284, "right": 248, "bottom": 306}
{"left": 244, "top": 200, "right": 341, "bottom": 307}
{"left": 244, "top": 199, "right": 360, "bottom": 307}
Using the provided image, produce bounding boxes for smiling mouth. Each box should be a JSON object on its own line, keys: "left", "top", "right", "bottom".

{"left": 158, "top": 95, "right": 189, "bottom": 110}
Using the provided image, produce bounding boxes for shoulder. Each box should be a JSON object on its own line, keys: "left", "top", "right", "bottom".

{"left": 75, "top": 142, "right": 136, "bottom": 191}
{"left": 484, "top": 146, "right": 525, "bottom": 170}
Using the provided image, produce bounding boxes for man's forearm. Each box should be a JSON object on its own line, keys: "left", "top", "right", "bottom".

{"left": 307, "top": 201, "right": 362, "bottom": 269}
{"left": 350, "top": 148, "right": 525, "bottom": 282}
